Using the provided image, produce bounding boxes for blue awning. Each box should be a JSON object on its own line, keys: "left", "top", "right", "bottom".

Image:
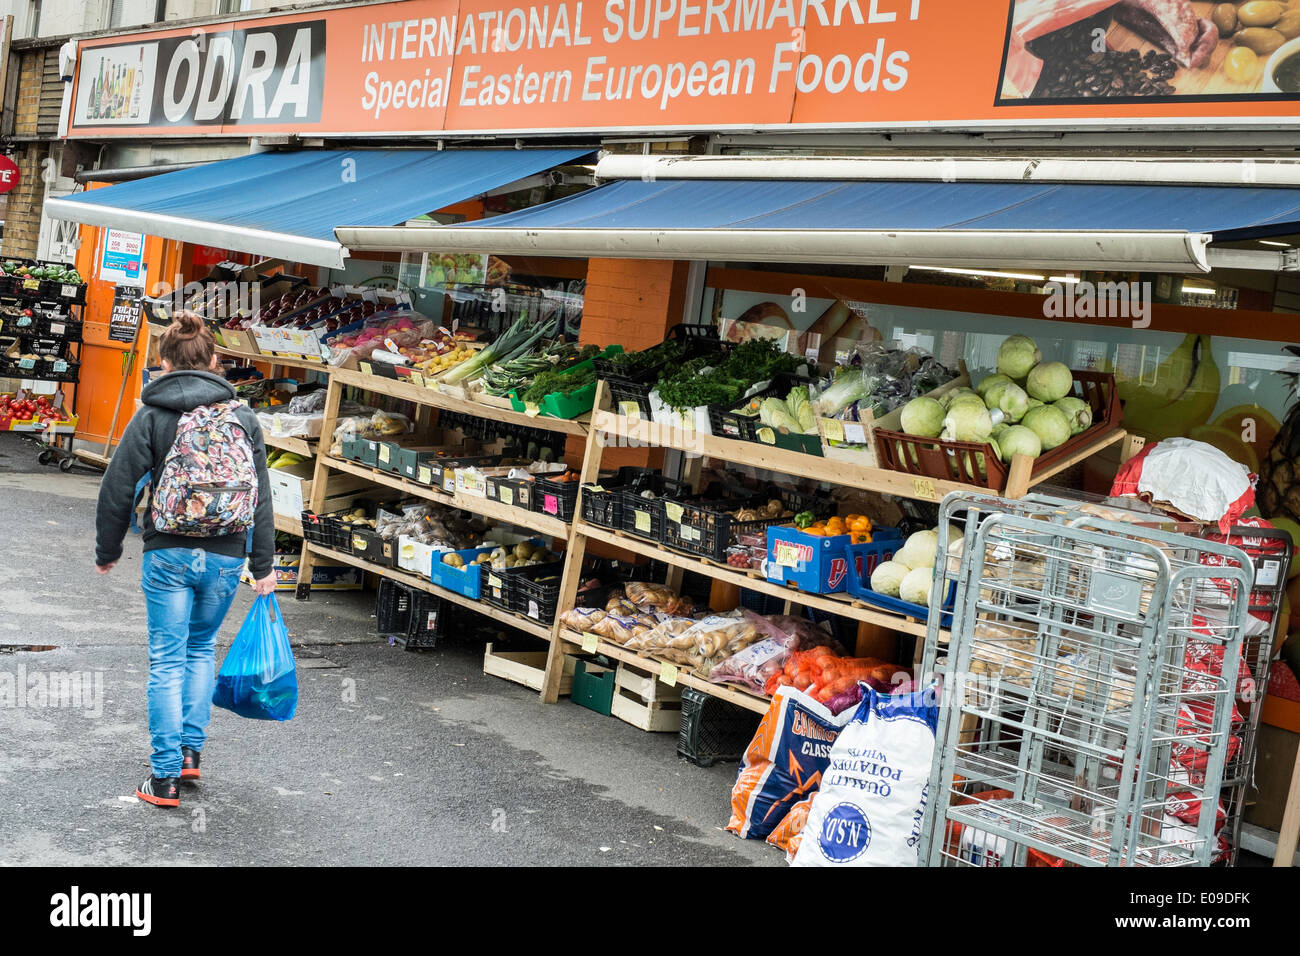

{"left": 45, "top": 148, "right": 591, "bottom": 269}
{"left": 335, "top": 174, "right": 1300, "bottom": 273}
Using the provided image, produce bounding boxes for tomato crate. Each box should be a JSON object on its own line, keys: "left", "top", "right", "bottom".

{"left": 872, "top": 369, "right": 1119, "bottom": 492}
{"left": 531, "top": 475, "right": 580, "bottom": 521}
{"left": 765, "top": 525, "right": 900, "bottom": 595}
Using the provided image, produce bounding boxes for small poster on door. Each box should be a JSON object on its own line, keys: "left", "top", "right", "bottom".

{"left": 101, "top": 229, "right": 145, "bottom": 286}
{"left": 109, "top": 286, "right": 144, "bottom": 344}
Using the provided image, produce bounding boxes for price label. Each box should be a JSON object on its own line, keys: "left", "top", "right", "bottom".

{"left": 378, "top": 444, "right": 391, "bottom": 464}
{"left": 634, "top": 510, "right": 652, "bottom": 535}
{"left": 618, "top": 401, "right": 641, "bottom": 420}
{"left": 488, "top": 574, "right": 503, "bottom": 589}
{"left": 359, "top": 362, "right": 373, "bottom": 375}
{"left": 61, "top": 284, "right": 78, "bottom": 299}
{"left": 911, "top": 477, "right": 938, "bottom": 500}
{"left": 418, "top": 466, "right": 433, "bottom": 485}
{"left": 1257, "top": 559, "right": 1281, "bottom": 587}
{"left": 659, "top": 662, "right": 678, "bottom": 687}
{"left": 18, "top": 358, "right": 34, "bottom": 369}
{"left": 587, "top": 485, "right": 604, "bottom": 494}
{"left": 757, "top": 427, "right": 776, "bottom": 445}
{"left": 53, "top": 360, "right": 68, "bottom": 373}
{"left": 17, "top": 316, "right": 31, "bottom": 327}
{"left": 499, "top": 486, "right": 514, "bottom": 507}
{"left": 543, "top": 493, "right": 559, "bottom": 515}
{"left": 821, "top": 418, "right": 844, "bottom": 442}
{"left": 291, "top": 333, "right": 304, "bottom": 345}
{"left": 664, "top": 502, "right": 684, "bottom": 524}
{"left": 524, "top": 402, "right": 541, "bottom": 417}
{"left": 775, "top": 543, "right": 802, "bottom": 568}
{"left": 581, "top": 633, "right": 599, "bottom": 653}
{"left": 410, "top": 372, "right": 426, "bottom": 387}
{"left": 843, "top": 422, "right": 867, "bottom": 445}
{"left": 443, "top": 474, "right": 455, "bottom": 492}
{"left": 48, "top": 323, "right": 65, "bottom": 337}
{"left": 527, "top": 599, "right": 540, "bottom": 619}
{"left": 353, "top": 536, "right": 366, "bottom": 552}
{"left": 680, "top": 525, "right": 700, "bottom": 543}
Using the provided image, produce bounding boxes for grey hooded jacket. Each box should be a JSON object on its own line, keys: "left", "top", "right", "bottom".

{"left": 94, "top": 369, "right": 275, "bottom": 578}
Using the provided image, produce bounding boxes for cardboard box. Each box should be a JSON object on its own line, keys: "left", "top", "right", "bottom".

{"left": 268, "top": 460, "right": 368, "bottom": 517}
{"left": 765, "top": 526, "right": 862, "bottom": 594}
{"left": 396, "top": 535, "right": 441, "bottom": 577}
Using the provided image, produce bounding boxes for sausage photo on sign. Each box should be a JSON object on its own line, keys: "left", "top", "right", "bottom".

{"left": 1000, "top": 0, "right": 1290, "bottom": 100}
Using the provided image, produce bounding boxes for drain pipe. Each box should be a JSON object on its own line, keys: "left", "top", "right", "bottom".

{"left": 73, "top": 161, "right": 209, "bottom": 184}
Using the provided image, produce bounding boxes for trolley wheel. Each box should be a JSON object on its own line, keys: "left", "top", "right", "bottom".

{"left": 59, "top": 457, "right": 74, "bottom": 472}
{"left": 37, "top": 450, "right": 54, "bottom": 466}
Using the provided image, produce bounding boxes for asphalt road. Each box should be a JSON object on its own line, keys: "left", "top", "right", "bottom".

{"left": 0, "top": 433, "right": 778, "bottom": 867}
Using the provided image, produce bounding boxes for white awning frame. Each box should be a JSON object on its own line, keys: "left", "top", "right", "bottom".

{"left": 45, "top": 196, "right": 349, "bottom": 270}
{"left": 334, "top": 225, "right": 1214, "bottom": 274}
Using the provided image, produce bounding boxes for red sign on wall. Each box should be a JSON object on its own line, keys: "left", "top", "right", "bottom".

{"left": 0, "top": 155, "right": 20, "bottom": 195}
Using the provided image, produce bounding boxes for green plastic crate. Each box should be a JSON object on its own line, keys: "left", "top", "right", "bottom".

{"left": 508, "top": 345, "right": 624, "bottom": 419}
{"left": 571, "top": 659, "right": 616, "bottom": 716}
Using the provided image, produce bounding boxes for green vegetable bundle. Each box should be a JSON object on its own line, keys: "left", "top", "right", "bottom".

{"left": 521, "top": 367, "right": 596, "bottom": 404}
{"left": 655, "top": 338, "right": 800, "bottom": 413}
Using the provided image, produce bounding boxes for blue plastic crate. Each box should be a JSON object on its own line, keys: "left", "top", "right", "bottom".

{"left": 430, "top": 545, "right": 495, "bottom": 598}
{"left": 843, "top": 536, "right": 956, "bottom": 628}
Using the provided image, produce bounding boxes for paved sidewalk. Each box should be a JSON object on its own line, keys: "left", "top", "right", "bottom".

{"left": 0, "top": 433, "right": 777, "bottom": 866}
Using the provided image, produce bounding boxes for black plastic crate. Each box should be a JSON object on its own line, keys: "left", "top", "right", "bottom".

{"left": 347, "top": 526, "right": 397, "bottom": 568}
{"left": 300, "top": 510, "right": 332, "bottom": 548}
{"left": 663, "top": 484, "right": 833, "bottom": 562}
{"left": 375, "top": 579, "right": 444, "bottom": 650}
{"left": 616, "top": 472, "right": 687, "bottom": 542}
{"left": 531, "top": 475, "right": 580, "bottom": 521}
{"left": 480, "top": 563, "right": 513, "bottom": 613}
{"left": 580, "top": 482, "right": 621, "bottom": 529}
{"left": 677, "top": 688, "right": 763, "bottom": 768}
{"left": 707, "top": 373, "right": 814, "bottom": 442}
{"left": 597, "top": 323, "right": 723, "bottom": 419}
{"left": 509, "top": 561, "right": 566, "bottom": 625}
{"left": 485, "top": 473, "right": 534, "bottom": 511}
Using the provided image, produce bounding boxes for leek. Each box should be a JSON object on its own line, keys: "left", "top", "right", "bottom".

{"left": 442, "top": 314, "right": 558, "bottom": 385}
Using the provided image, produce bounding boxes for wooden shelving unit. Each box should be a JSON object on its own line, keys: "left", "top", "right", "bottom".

{"left": 283, "top": 365, "right": 1138, "bottom": 717}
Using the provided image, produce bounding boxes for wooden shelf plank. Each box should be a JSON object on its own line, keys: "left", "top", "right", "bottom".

{"left": 264, "top": 433, "right": 316, "bottom": 457}
{"left": 333, "top": 367, "right": 590, "bottom": 436}
{"left": 589, "top": 409, "right": 1127, "bottom": 505}
{"left": 555, "top": 628, "right": 770, "bottom": 715}
{"left": 574, "top": 519, "right": 935, "bottom": 639}
{"left": 321, "top": 455, "right": 570, "bottom": 539}
{"left": 273, "top": 513, "right": 303, "bottom": 537}
{"left": 305, "top": 542, "right": 554, "bottom": 640}
{"left": 216, "top": 346, "right": 328, "bottom": 373}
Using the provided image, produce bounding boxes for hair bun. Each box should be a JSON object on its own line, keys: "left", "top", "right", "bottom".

{"left": 172, "top": 311, "right": 204, "bottom": 335}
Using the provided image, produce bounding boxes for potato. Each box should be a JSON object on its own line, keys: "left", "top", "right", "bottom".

{"left": 513, "top": 542, "right": 534, "bottom": 560}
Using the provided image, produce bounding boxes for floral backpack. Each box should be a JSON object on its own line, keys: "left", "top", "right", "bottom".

{"left": 151, "top": 400, "right": 257, "bottom": 536}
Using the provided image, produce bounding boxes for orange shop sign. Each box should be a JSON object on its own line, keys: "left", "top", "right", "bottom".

{"left": 67, "top": 0, "right": 1300, "bottom": 139}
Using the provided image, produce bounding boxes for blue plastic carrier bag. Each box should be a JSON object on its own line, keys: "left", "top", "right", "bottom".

{"left": 213, "top": 593, "right": 298, "bottom": 721}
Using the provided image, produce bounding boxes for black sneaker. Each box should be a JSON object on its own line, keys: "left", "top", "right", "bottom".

{"left": 181, "top": 746, "right": 201, "bottom": 782}
{"left": 136, "top": 775, "right": 180, "bottom": 808}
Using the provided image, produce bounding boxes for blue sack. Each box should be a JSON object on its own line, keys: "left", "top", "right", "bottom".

{"left": 212, "top": 593, "right": 298, "bottom": 721}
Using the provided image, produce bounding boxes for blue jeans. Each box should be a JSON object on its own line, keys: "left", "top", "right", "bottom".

{"left": 141, "top": 548, "right": 244, "bottom": 778}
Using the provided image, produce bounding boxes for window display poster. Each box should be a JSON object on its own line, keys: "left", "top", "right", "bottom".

{"left": 100, "top": 229, "right": 145, "bottom": 287}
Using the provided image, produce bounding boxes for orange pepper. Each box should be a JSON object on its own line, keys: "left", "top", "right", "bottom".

{"left": 804, "top": 527, "right": 828, "bottom": 536}
{"left": 851, "top": 532, "right": 873, "bottom": 544}
{"left": 849, "top": 516, "right": 872, "bottom": 534}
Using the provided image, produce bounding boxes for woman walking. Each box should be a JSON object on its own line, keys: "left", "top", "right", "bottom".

{"left": 95, "top": 311, "right": 276, "bottom": 808}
